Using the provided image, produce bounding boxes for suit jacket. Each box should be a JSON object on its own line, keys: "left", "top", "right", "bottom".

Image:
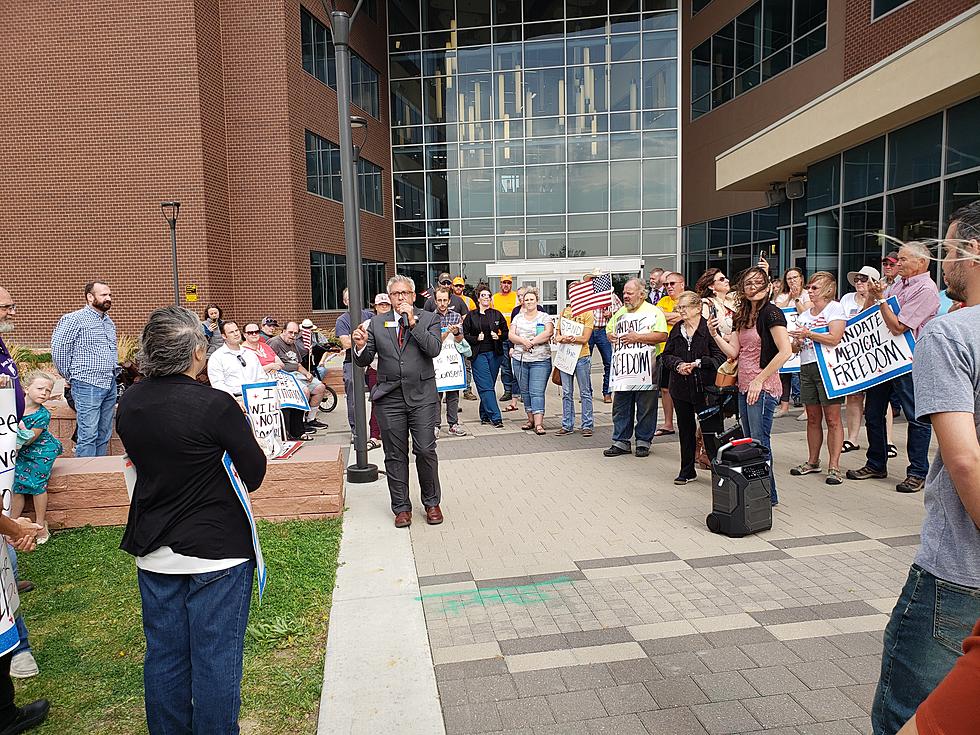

{"left": 352, "top": 308, "right": 442, "bottom": 405}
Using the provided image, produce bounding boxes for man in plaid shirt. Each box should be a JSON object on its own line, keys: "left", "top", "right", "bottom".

{"left": 584, "top": 271, "right": 622, "bottom": 404}
{"left": 51, "top": 282, "right": 120, "bottom": 457}
{"left": 434, "top": 287, "right": 467, "bottom": 437}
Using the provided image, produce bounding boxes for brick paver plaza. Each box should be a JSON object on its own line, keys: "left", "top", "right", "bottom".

{"left": 380, "top": 375, "right": 924, "bottom": 735}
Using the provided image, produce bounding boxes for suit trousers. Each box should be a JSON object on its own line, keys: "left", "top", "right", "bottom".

{"left": 375, "top": 392, "right": 441, "bottom": 514}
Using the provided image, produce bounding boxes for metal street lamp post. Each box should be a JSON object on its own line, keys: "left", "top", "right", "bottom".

{"left": 161, "top": 201, "right": 181, "bottom": 306}
{"left": 331, "top": 9, "right": 378, "bottom": 483}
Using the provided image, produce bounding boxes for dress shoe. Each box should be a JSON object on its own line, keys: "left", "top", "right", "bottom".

{"left": 603, "top": 446, "right": 630, "bottom": 457}
{"left": 16, "top": 581, "right": 33, "bottom": 594}
{"left": 635, "top": 446, "right": 650, "bottom": 458}
{"left": 394, "top": 511, "right": 412, "bottom": 528}
{"left": 426, "top": 505, "right": 444, "bottom": 525}
{"left": 0, "top": 699, "right": 49, "bottom": 735}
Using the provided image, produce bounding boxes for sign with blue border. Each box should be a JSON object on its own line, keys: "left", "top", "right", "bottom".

{"left": 274, "top": 370, "right": 311, "bottom": 411}
{"left": 222, "top": 453, "right": 268, "bottom": 602}
{"left": 813, "top": 297, "right": 916, "bottom": 399}
{"left": 779, "top": 307, "right": 801, "bottom": 374}
{"left": 435, "top": 331, "right": 467, "bottom": 392}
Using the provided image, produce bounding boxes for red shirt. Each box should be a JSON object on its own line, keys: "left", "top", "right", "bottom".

{"left": 245, "top": 341, "right": 278, "bottom": 367}
{"left": 916, "top": 619, "right": 980, "bottom": 735}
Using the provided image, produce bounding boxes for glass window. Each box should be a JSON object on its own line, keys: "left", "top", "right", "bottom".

{"left": 642, "top": 209, "right": 676, "bottom": 227}
{"left": 526, "top": 165, "right": 566, "bottom": 215}
{"left": 712, "top": 23, "right": 735, "bottom": 85}
{"left": 610, "top": 63, "right": 642, "bottom": 112}
{"left": 524, "top": 38, "right": 564, "bottom": 68}
{"left": 945, "top": 171, "right": 980, "bottom": 223}
{"left": 567, "top": 232, "right": 609, "bottom": 258}
{"left": 567, "top": 65, "right": 608, "bottom": 115}
{"left": 388, "top": 1, "right": 420, "bottom": 34}
{"left": 457, "top": 33, "right": 493, "bottom": 74}
{"left": 460, "top": 170, "right": 494, "bottom": 218}
{"left": 709, "top": 217, "right": 728, "bottom": 248}
{"left": 762, "top": 0, "right": 792, "bottom": 57}
{"left": 794, "top": 0, "right": 826, "bottom": 37}
{"left": 842, "top": 137, "right": 885, "bottom": 203}
{"left": 567, "top": 0, "right": 607, "bottom": 18}
{"left": 611, "top": 33, "right": 642, "bottom": 62}
{"left": 643, "top": 60, "right": 677, "bottom": 109}
{"left": 391, "top": 78, "right": 423, "bottom": 127}
{"left": 351, "top": 55, "right": 380, "bottom": 118}
{"left": 753, "top": 206, "right": 779, "bottom": 241}
{"left": 498, "top": 235, "right": 526, "bottom": 260}
{"left": 873, "top": 0, "right": 911, "bottom": 19}
{"left": 730, "top": 212, "right": 752, "bottom": 244}
{"left": 687, "top": 222, "right": 708, "bottom": 252}
{"left": 887, "top": 182, "right": 940, "bottom": 243}
{"left": 642, "top": 158, "right": 677, "bottom": 209}
{"left": 422, "top": 0, "right": 454, "bottom": 31}
{"left": 357, "top": 158, "right": 383, "bottom": 215}
{"left": 735, "top": 3, "right": 762, "bottom": 73}
{"left": 394, "top": 171, "right": 425, "bottom": 220}
{"left": 888, "top": 114, "right": 943, "bottom": 189}
{"left": 610, "top": 229, "right": 640, "bottom": 256}
{"left": 568, "top": 162, "right": 609, "bottom": 213}
{"left": 568, "top": 35, "right": 606, "bottom": 65}
{"left": 456, "top": 0, "right": 490, "bottom": 28}
{"left": 643, "top": 30, "right": 677, "bottom": 59}
{"left": 642, "top": 228, "right": 677, "bottom": 255}
{"left": 390, "top": 52, "right": 422, "bottom": 79}
{"left": 806, "top": 155, "right": 840, "bottom": 212}
{"left": 806, "top": 210, "right": 840, "bottom": 278}
{"left": 793, "top": 25, "right": 825, "bottom": 64}
{"left": 495, "top": 168, "right": 524, "bottom": 216}
{"left": 396, "top": 239, "right": 427, "bottom": 262}
{"left": 946, "top": 96, "right": 980, "bottom": 174}
{"left": 840, "top": 198, "right": 884, "bottom": 283}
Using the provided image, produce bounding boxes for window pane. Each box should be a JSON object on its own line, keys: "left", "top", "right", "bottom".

{"left": 842, "top": 137, "right": 885, "bottom": 203}
{"left": 643, "top": 30, "right": 677, "bottom": 59}
{"left": 945, "top": 171, "right": 980, "bottom": 223}
{"left": 735, "top": 3, "right": 762, "bottom": 73}
{"left": 391, "top": 78, "right": 423, "bottom": 126}
{"left": 887, "top": 182, "right": 940, "bottom": 243}
{"left": 422, "top": 0, "right": 454, "bottom": 31}
{"left": 753, "top": 206, "right": 779, "bottom": 241}
{"left": 761, "top": 46, "right": 791, "bottom": 80}
{"left": 793, "top": 25, "right": 825, "bottom": 64}
{"left": 390, "top": 52, "right": 422, "bottom": 79}
{"left": 642, "top": 228, "right": 677, "bottom": 255}
{"left": 568, "top": 162, "right": 609, "bottom": 213}
{"left": 730, "top": 212, "right": 751, "bottom": 244}
{"left": 456, "top": 0, "right": 490, "bottom": 27}
{"left": 568, "top": 35, "right": 606, "bottom": 65}
{"left": 526, "top": 165, "right": 566, "bottom": 215}
{"left": 496, "top": 168, "right": 525, "bottom": 216}
{"left": 642, "top": 158, "right": 677, "bottom": 209}
{"left": 687, "top": 222, "right": 707, "bottom": 252}
{"left": 610, "top": 62, "right": 642, "bottom": 111}
{"left": 794, "top": 0, "right": 826, "bottom": 37}
{"left": 567, "top": 65, "right": 608, "bottom": 114}
{"left": 946, "top": 95, "right": 980, "bottom": 174}
{"left": 762, "top": 0, "right": 792, "bottom": 56}
{"left": 611, "top": 33, "right": 642, "bottom": 62}
{"left": 524, "top": 38, "right": 564, "bottom": 68}
{"left": 841, "top": 198, "right": 884, "bottom": 284}
{"left": 460, "top": 170, "right": 494, "bottom": 217}
{"left": 872, "top": 0, "right": 909, "bottom": 18}
{"left": 712, "top": 23, "right": 735, "bottom": 85}
{"left": 806, "top": 155, "right": 839, "bottom": 212}
{"left": 643, "top": 60, "right": 677, "bottom": 109}
{"left": 887, "top": 114, "right": 943, "bottom": 189}
{"left": 806, "top": 210, "right": 839, "bottom": 278}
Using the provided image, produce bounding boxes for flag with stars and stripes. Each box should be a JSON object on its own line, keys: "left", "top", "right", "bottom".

{"left": 569, "top": 273, "right": 614, "bottom": 317}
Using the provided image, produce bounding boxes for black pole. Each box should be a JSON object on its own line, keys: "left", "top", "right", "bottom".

{"left": 332, "top": 11, "right": 377, "bottom": 484}
{"left": 170, "top": 219, "right": 179, "bottom": 306}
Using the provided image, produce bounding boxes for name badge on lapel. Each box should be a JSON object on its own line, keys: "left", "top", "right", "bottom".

{"left": 384, "top": 321, "right": 398, "bottom": 328}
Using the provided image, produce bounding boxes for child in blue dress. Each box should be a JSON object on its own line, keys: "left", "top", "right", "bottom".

{"left": 12, "top": 371, "right": 63, "bottom": 544}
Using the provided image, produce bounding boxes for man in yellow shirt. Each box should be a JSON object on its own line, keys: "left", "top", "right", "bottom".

{"left": 453, "top": 277, "right": 476, "bottom": 312}
{"left": 654, "top": 272, "right": 685, "bottom": 437}
{"left": 492, "top": 275, "right": 518, "bottom": 401}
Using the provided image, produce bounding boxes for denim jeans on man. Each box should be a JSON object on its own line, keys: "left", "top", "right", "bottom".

{"left": 872, "top": 565, "right": 980, "bottom": 735}
{"left": 589, "top": 330, "right": 613, "bottom": 397}
{"left": 472, "top": 352, "right": 502, "bottom": 424}
{"left": 512, "top": 357, "right": 551, "bottom": 415}
{"left": 739, "top": 391, "right": 779, "bottom": 504}
{"left": 138, "top": 560, "right": 255, "bottom": 735}
{"left": 7, "top": 545, "right": 31, "bottom": 657}
{"left": 864, "top": 374, "right": 931, "bottom": 479}
{"left": 611, "top": 390, "right": 659, "bottom": 452}
{"left": 560, "top": 356, "right": 594, "bottom": 431}
{"left": 72, "top": 380, "right": 117, "bottom": 457}
{"left": 499, "top": 340, "right": 514, "bottom": 394}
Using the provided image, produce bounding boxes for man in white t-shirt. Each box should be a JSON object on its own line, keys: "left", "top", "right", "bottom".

{"left": 207, "top": 321, "right": 264, "bottom": 397}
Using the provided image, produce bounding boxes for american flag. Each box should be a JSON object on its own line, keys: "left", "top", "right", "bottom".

{"left": 569, "top": 273, "right": 614, "bottom": 317}
{"left": 420, "top": 285, "right": 432, "bottom": 299}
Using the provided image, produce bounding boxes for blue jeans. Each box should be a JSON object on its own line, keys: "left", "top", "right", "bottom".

{"left": 138, "top": 561, "right": 255, "bottom": 735}
{"left": 589, "top": 329, "right": 614, "bottom": 397}
{"left": 472, "top": 352, "right": 502, "bottom": 424}
{"left": 864, "top": 373, "right": 930, "bottom": 479}
{"left": 499, "top": 340, "right": 514, "bottom": 394}
{"left": 72, "top": 380, "right": 117, "bottom": 457}
{"left": 560, "top": 356, "right": 594, "bottom": 431}
{"left": 739, "top": 391, "right": 779, "bottom": 504}
{"left": 611, "top": 390, "right": 659, "bottom": 451}
{"left": 872, "top": 565, "right": 980, "bottom": 735}
{"left": 7, "top": 546, "right": 30, "bottom": 656}
{"left": 512, "top": 357, "right": 551, "bottom": 416}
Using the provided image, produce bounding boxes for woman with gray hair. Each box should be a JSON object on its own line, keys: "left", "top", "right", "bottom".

{"left": 117, "top": 306, "right": 267, "bottom": 734}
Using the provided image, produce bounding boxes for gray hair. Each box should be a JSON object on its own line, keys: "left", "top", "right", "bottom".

{"left": 138, "top": 306, "right": 207, "bottom": 377}
{"left": 625, "top": 277, "right": 649, "bottom": 297}
{"left": 899, "top": 241, "right": 931, "bottom": 263}
{"left": 387, "top": 274, "right": 416, "bottom": 293}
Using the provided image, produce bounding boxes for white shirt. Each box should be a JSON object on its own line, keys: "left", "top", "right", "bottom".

{"left": 207, "top": 343, "right": 264, "bottom": 396}
{"left": 137, "top": 546, "right": 248, "bottom": 575}
{"left": 839, "top": 291, "right": 869, "bottom": 318}
{"left": 796, "top": 300, "right": 847, "bottom": 365}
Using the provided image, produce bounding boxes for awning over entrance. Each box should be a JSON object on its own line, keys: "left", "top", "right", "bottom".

{"left": 715, "top": 6, "right": 980, "bottom": 192}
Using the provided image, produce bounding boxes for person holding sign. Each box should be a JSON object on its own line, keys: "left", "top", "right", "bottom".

{"left": 206, "top": 321, "right": 264, "bottom": 398}
{"left": 352, "top": 275, "right": 444, "bottom": 528}
{"left": 772, "top": 268, "right": 809, "bottom": 418}
{"left": 787, "top": 273, "right": 848, "bottom": 486}
{"left": 117, "top": 306, "right": 267, "bottom": 735}
{"left": 603, "top": 278, "right": 668, "bottom": 458}
{"left": 433, "top": 287, "right": 467, "bottom": 437}
{"left": 555, "top": 292, "right": 594, "bottom": 437}
{"left": 847, "top": 242, "right": 939, "bottom": 493}
{"left": 709, "top": 267, "right": 793, "bottom": 505}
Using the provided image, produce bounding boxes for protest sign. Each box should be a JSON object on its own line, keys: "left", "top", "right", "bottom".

{"left": 242, "top": 380, "right": 284, "bottom": 456}
{"left": 222, "top": 453, "right": 267, "bottom": 602}
{"left": 610, "top": 311, "right": 657, "bottom": 392}
{"left": 554, "top": 318, "right": 585, "bottom": 375}
{"left": 779, "top": 307, "right": 801, "bottom": 374}
{"left": 435, "top": 334, "right": 467, "bottom": 392}
{"left": 0, "top": 389, "right": 17, "bottom": 516}
{"left": 0, "top": 544, "right": 19, "bottom": 657}
{"left": 814, "top": 297, "right": 916, "bottom": 399}
{"left": 274, "top": 370, "right": 310, "bottom": 411}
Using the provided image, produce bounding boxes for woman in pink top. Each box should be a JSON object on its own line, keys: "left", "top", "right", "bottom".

{"left": 242, "top": 323, "right": 283, "bottom": 373}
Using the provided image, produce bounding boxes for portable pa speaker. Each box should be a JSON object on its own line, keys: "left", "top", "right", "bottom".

{"left": 705, "top": 438, "right": 773, "bottom": 538}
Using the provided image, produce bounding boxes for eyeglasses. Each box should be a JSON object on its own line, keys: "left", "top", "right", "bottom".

{"left": 665, "top": 281, "right": 682, "bottom": 286}
{"left": 439, "top": 280, "right": 451, "bottom": 285}
{"left": 0, "top": 304, "right": 15, "bottom": 311}
{"left": 881, "top": 260, "right": 896, "bottom": 265}
{"left": 806, "top": 284, "right": 822, "bottom": 291}
{"left": 389, "top": 290, "right": 413, "bottom": 299}
{"left": 244, "top": 329, "right": 260, "bottom": 335}
{"left": 853, "top": 275, "right": 869, "bottom": 283}
{"left": 714, "top": 276, "right": 729, "bottom": 283}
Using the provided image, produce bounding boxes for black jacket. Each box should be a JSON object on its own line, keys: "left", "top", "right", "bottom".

{"left": 118, "top": 375, "right": 267, "bottom": 560}
{"left": 661, "top": 318, "right": 727, "bottom": 405}
{"left": 462, "top": 308, "right": 508, "bottom": 357}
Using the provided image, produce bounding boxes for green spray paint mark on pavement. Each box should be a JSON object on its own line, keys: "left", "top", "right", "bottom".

{"left": 417, "top": 576, "right": 576, "bottom": 615}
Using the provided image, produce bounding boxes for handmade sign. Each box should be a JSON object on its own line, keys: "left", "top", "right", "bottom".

{"left": 814, "top": 297, "right": 916, "bottom": 399}
{"left": 274, "top": 370, "right": 310, "bottom": 411}
{"left": 610, "top": 312, "right": 657, "bottom": 392}
{"left": 779, "top": 307, "right": 801, "bottom": 374}
{"left": 0, "top": 390, "right": 16, "bottom": 515}
{"left": 242, "top": 380, "right": 285, "bottom": 457}
{"left": 554, "top": 318, "right": 585, "bottom": 375}
{"left": 435, "top": 333, "right": 467, "bottom": 392}
{"left": 222, "top": 453, "right": 267, "bottom": 602}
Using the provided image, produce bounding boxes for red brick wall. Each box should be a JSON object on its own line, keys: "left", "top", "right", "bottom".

{"left": 0, "top": 0, "right": 393, "bottom": 347}
{"left": 844, "top": 0, "right": 977, "bottom": 79}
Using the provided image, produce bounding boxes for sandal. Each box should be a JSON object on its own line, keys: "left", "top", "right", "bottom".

{"left": 521, "top": 422, "right": 534, "bottom": 430}
{"left": 842, "top": 440, "right": 860, "bottom": 453}
{"left": 826, "top": 467, "right": 844, "bottom": 485}
{"left": 887, "top": 443, "right": 898, "bottom": 458}
{"left": 790, "top": 461, "right": 821, "bottom": 476}
{"left": 534, "top": 426, "right": 547, "bottom": 435}
{"left": 503, "top": 405, "right": 519, "bottom": 412}
{"left": 299, "top": 432, "right": 316, "bottom": 441}
{"left": 581, "top": 428, "right": 593, "bottom": 437}
{"left": 653, "top": 427, "right": 675, "bottom": 437}
{"left": 366, "top": 438, "right": 382, "bottom": 450}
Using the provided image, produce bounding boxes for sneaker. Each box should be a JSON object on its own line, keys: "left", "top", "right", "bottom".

{"left": 796, "top": 411, "right": 808, "bottom": 421}
{"left": 825, "top": 468, "right": 844, "bottom": 485}
{"left": 603, "top": 446, "right": 630, "bottom": 457}
{"left": 480, "top": 418, "right": 490, "bottom": 425}
{"left": 307, "top": 419, "right": 329, "bottom": 429}
{"left": 492, "top": 421, "right": 505, "bottom": 429}
{"left": 673, "top": 475, "right": 695, "bottom": 485}
{"left": 448, "top": 424, "right": 468, "bottom": 436}
{"left": 555, "top": 427, "right": 574, "bottom": 435}
{"left": 896, "top": 475, "right": 925, "bottom": 493}
{"left": 10, "top": 651, "right": 38, "bottom": 679}
{"left": 846, "top": 465, "right": 888, "bottom": 481}
{"left": 635, "top": 446, "right": 650, "bottom": 458}
{"left": 790, "top": 461, "right": 820, "bottom": 476}
{"left": 500, "top": 392, "right": 512, "bottom": 401}
{"left": 462, "top": 391, "right": 477, "bottom": 401}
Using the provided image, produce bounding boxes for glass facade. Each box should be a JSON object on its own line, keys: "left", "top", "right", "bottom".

{"left": 682, "top": 95, "right": 980, "bottom": 285}
{"left": 311, "top": 254, "right": 388, "bottom": 311}
{"left": 387, "top": 0, "right": 680, "bottom": 290}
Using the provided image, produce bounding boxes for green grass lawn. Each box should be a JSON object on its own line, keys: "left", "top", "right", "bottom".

{"left": 14, "top": 519, "right": 343, "bottom": 734}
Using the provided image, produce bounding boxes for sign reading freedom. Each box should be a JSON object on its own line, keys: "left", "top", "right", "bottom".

{"left": 814, "top": 297, "right": 916, "bottom": 399}
{"left": 610, "top": 312, "right": 658, "bottom": 392}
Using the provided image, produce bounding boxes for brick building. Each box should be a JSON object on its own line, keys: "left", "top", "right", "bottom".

{"left": 2, "top": 0, "right": 393, "bottom": 346}
{"left": 681, "top": 0, "right": 980, "bottom": 282}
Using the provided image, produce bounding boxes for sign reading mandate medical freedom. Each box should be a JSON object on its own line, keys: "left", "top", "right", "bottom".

{"left": 610, "top": 312, "right": 658, "bottom": 391}
{"left": 434, "top": 333, "right": 467, "bottom": 392}
{"left": 814, "top": 297, "right": 916, "bottom": 399}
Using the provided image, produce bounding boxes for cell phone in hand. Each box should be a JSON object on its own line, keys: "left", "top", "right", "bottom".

{"left": 708, "top": 302, "right": 717, "bottom": 320}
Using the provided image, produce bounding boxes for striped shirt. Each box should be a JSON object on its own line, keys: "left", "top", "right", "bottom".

{"left": 592, "top": 294, "right": 623, "bottom": 328}
{"left": 51, "top": 306, "right": 119, "bottom": 390}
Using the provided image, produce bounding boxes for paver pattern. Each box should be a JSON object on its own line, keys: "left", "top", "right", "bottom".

{"left": 400, "top": 376, "right": 924, "bottom": 734}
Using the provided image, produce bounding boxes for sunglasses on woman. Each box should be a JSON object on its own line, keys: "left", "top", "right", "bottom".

{"left": 853, "top": 275, "right": 869, "bottom": 283}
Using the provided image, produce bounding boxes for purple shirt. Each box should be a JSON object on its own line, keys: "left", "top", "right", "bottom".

{"left": 0, "top": 336, "right": 25, "bottom": 420}
{"left": 885, "top": 271, "right": 940, "bottom": 339}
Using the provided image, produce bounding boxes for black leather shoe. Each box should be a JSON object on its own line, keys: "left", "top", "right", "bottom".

{"left": 0, "top": 700, "right": 50, "bottom": 735}
{"left": 603, "top": 446, "right": 630, "bottom": 457}
{"left": 635, "top": 446, "right": 650, "bottom": 458}
{"left": 306, "top": 419, "right": 329, "bottom": 429}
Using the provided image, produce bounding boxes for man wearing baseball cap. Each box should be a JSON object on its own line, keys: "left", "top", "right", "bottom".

{"left": 881, "top": 251, "right": 899, "bottom": 287}
{"left": 452, "top": 277, "right": 476, "bottom": 311}
{"left": 259, "top": 316, "right": 279, "bottom": 342}
{"left": 374, "top": 292, "right": 392, "bottom": 314}
{"left": 424, "top": 271, "right": 468, "bottom": 317}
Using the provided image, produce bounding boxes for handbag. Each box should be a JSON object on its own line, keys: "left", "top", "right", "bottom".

{"left": 551, "top": 367, "right": 562, "bottom": 386}
{"left": 715, "top": 358, "right": 738, "bottom": 388}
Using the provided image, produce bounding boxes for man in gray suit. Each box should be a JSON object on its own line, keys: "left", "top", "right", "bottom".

{"left": 352, "top": 275, "right": 445, "bottom": 528}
